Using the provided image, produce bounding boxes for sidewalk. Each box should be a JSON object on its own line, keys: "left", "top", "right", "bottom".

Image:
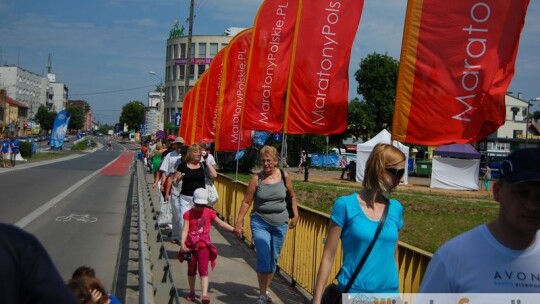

{"left": 142, "top": 169, "right": 309, "bottom": 304}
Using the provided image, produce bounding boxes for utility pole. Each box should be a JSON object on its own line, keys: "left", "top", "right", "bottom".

{"left": 184, "top": 0, "right": 195, "bottom": 105}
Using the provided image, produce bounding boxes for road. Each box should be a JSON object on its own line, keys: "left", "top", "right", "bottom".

{"left": 0, "top": 138, "right": 135, "bottom": 298}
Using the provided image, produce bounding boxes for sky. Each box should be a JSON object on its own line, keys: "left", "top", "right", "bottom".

{"left": 1, "top": 0, "right": 539, "bottom": 125}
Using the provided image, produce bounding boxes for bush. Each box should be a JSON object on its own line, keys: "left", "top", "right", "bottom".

{"left": 71, "top": 139, "right": 96, "bottom": 151}
{"left": 19, "top": 141, "right": 33, "bottom": 157}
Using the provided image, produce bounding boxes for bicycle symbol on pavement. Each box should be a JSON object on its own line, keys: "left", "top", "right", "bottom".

{"left": 55, "top": 214, "right": 98, "bottom": 223}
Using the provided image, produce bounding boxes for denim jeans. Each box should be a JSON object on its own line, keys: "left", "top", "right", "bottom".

{"left": 250, "top": 213, "right": 288, "bottom": 273}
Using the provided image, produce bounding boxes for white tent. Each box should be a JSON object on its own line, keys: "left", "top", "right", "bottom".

{"left": 430, "top": 144, "right": 480, "bottom": 190}
{"left": 356, "top": 129, "right": 410, "bottom": 184}
{"left": 430, "top": 158, "right": 479, "bottom": 190}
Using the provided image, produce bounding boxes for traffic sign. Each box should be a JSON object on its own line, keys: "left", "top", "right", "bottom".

{"left": 174, "top": 113, "right": 181, "bottom": 126}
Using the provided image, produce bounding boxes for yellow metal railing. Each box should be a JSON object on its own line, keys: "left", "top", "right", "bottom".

{"left": 212, "top": 174, "right": 432, "bottom": 295}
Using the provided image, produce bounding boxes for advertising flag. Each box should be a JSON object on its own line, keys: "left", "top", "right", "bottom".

{"left": 179, "top": 88, "right": 195, "bottom": 143}
{"left": 50, "top": 110, "right": 71, "bottom": 149}
{"left": 284, "top": 0, "right": 365, "bottom": 134}
{"left": 392, "top": 0, "right": 530, "bottom": 145}
{"left": 202, "top": 48, "right": 226, "bottom": 141}
{"left": 190, "top": 71, "right": 209, "bottom": 144}
{"left": 241, "top": 0, "right": 299, "bottom": 132}
{"left": 215, "top": 29, "right": 253, "bottom": 152}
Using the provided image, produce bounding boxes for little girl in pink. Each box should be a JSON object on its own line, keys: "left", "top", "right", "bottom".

{"left": 180, "top": 188, "right": 235, "bottom": 303}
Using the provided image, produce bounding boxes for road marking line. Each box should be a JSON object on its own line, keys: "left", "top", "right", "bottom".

{"left": 15, "top": 155, "right": 127, "bottom": 229}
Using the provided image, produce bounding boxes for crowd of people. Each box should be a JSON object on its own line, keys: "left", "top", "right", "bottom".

{"left": 2, "top": 138, "right": 539, "bottom": 303}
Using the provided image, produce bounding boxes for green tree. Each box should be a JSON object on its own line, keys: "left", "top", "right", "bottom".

{"left": 119, "top": 100, "right": 145, "bottom": 131}
{"left": 347, "top": 98, "right": 376, "bottom": 141}
{"left": 354, "top": 52, "right": 399, "bottom": 132}
{"left": 67, "top": 105, "right": 85, "bottom": 130}
{"left": 34, "top": 105, "right": 56, "bottom": 132}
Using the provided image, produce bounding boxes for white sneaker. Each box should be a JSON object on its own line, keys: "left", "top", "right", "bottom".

{"left": 266, "top": 292, "right": 273, "bottom": 303}
{"left": 256, "top": 295, "right": 267, "bottom": 304}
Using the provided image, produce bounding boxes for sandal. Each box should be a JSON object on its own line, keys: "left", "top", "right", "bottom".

{"left": 171, "top": 239, "right": 180, "bottom": 245}
{"left": 201, "top": 295, "right": 210, "bottom": 304}
{"left": 186, "top": 290, "right": 196, "bottom": 301}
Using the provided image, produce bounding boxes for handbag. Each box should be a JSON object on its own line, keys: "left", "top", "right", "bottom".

{"left": 279, "top": 169, "right": 294, "bottom": 218}
{"left": 202, "top": 162, "right": 219, "bottom": 206}
{"left": 321, "top": 200, "right": 390, "bottom": 304}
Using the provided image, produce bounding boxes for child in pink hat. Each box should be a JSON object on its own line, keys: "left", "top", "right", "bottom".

{"left": 179, "top": 188, "right": 235, "bottom": 303}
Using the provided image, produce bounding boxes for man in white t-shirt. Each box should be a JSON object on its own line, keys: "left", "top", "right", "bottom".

{"left": 159, "top": 136, "right": 184, "bottom": 243}
{"left": 420, "top": 148, "right": 540, "bottom": 293}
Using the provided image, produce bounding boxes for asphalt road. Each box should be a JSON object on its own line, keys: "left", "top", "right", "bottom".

{"left": 0, "top": 139, "right": 134, "bottom": 295}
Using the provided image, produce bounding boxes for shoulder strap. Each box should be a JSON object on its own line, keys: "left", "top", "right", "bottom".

{"left": 342, "top": 199, "right": 390, "bottom": 293}
{"left": 279, "top": 169, "right": 287, "bottom": 188}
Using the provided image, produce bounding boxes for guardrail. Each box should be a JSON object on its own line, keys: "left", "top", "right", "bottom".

{"left": 137, "top": 163, "right": 181, "bottom": 304}
{"left": 211, "top": 174, "right": 433, "bottom": 295}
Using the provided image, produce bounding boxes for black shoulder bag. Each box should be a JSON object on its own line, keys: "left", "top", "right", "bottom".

{"left": 279, "top": 169, "right": 294, "bottom": 218}
{"left": 321, "top": 200, "right": 390, "bottom": 304}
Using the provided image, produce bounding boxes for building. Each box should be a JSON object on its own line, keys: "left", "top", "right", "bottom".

{"left": 0, "top": 89, "right": 30, "bottom": 137}
{"left": 162, "top": 24, "right": 236, "bottom": 125}
{"left": 0, "top": 66, "right": 48, "bottom": 119}
{"left": 477, "top": 93, "right": 539, "bottom": 162}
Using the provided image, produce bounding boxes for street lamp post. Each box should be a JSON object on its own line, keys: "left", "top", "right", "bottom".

{"left": 149, "top": 71, "right": 164, "bottom": 131}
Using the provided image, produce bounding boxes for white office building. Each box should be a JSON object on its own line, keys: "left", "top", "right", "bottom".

{"left": 162, "top": 26, "right": 238, "bottom": 124}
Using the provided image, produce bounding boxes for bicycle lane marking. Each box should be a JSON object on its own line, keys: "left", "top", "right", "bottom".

{"left": 14, "top": 153, "right": 128, "bottom": 229}
{"left": 100, "top": 152, "right": 133, "bottom": 175}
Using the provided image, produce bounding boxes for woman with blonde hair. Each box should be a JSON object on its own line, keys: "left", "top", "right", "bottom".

{"left": 168, "top": 144, "right": 217, "bottom": 244}
{"left": 234, "top": 145, "right": 299, "bottom": 303}
{"left": 312, "top": 143, "right": 406, "bottom": 303}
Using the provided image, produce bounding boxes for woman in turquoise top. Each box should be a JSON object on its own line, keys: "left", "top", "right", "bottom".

{"left": 312, "top": 143, "right": 406, "bottom": 302}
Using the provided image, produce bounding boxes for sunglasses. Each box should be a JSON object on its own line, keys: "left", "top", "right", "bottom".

{"left": 194, "top": 203, "right": 206, "bottom": 207}
{"left": 386, "top": 168, "right": 405, "bottom": 178}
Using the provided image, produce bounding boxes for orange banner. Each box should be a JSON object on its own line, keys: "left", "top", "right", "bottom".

{"left": 241, "top": 0, "right": 299, "bottom": 132}
{"left": 393, "top": 0, "right": 530, "bottom": 145}
{"left": 215, "top": 29, "right": 253, "bottom": 152}
{"left": 202, "top": 48, "right": 226, "bottom": 142}
{"left": 179, "top": 87, "right": 194, "bottom": 144}
{"left": 284, "top": 0, "right": 364, "bottom": 134}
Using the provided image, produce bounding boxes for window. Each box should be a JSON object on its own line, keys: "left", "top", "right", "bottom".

{"left": 221, "top": 43, "right": 228, "bottom": 49}
{"left": 190, "top": 43, "right": 195, "bottom": 57}
{"left": 198, "top": 64, "right": 206, "bottom": 77}
{"left": 210, "top": 43, "right": 218, "bottom": 56}
{"left": 198, "top": 43, "right": 206, "bottom": 57}
{"left": 180, "top": 65, "right": 185, "bottom": 81}
{"left": 180, "top": 43, "right": 186, "bottom": 58}
{"left": 189, "top": 65, "right": 195, "bottom": 80}
{"left": 172, "top": 66, "right": 177, "bottom": 81}
{"left": 173, "top": 44, "right": 178, "bottom": 59}
{"left": 179, "top": 86, "right": 185, "bottom": 101}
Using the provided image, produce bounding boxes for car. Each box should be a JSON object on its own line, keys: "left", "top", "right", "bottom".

{"left": 17, "top": 136, "right": 30, "bottom": 142}
{"left": 64, "top": 136, "right": 70, "bottom": 142}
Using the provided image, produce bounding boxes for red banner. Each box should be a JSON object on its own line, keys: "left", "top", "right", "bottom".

{"left": 284, "top": 0, "right": 364, "bottom": 134}
{"left": 202, "top": 48, "right": 226, "bottom": 142}
{"left": 215, "top": 29, "right": 253, "bottom": 152}
{"left": 241, "top": 0, "right": 299, "bottom": 132}
{"left": 179, "top": 87, "right": 194, "bottom": 144}
{"left": 393, "top": 0, "right": 530, "bottom": 145}
{"left": 190, "top": 71, "right": 209, "bottom": 144}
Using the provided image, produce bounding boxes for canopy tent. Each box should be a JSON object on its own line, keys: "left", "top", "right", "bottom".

{"left": 356, "top": 129, "right": 410, "bottom": 184}
{"left": 431, "top": 144, "right": 480, "bottom": 190}
{"left": 433, "top": 143, "right": 480, "bottom": 159}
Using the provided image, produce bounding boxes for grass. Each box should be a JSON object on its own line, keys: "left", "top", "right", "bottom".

{"left": 224, "top": 171, "right": 498, "bottom": 253}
